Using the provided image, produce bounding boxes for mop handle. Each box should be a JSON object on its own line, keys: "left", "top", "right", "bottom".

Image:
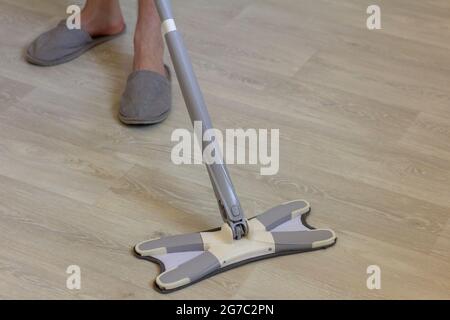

{"left": 154, "top": 0, "right": 248, "bottom": 239}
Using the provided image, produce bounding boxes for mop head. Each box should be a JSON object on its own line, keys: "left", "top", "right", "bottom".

{"left": 134, "top": 200, "right": 336, "bottom": 293}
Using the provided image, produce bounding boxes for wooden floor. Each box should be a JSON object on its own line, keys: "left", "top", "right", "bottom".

{"left": 0, "top": 0, "right": 449, "bottom": 299}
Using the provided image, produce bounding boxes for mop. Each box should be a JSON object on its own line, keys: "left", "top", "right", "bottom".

{"left": 134, "top": 0, "right": 337, "bottom": 293}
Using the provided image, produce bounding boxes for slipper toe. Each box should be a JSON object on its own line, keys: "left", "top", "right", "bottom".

{"left": 26, "top": 20, "right": 93, "bottom": 65}
{"left": 119, "top": 69, "right": 172, "bottom": 125}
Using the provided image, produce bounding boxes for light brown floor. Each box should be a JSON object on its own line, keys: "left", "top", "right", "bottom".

{"left": 0, "top": 0, "right": 449, "bottom": 299}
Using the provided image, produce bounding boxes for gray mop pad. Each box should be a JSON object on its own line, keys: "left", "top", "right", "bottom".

{"left": 26, "top": 20, "right": 126, "bottom": 66}
{"left": 135, "top": 200, "right": 337, "bottom": 293}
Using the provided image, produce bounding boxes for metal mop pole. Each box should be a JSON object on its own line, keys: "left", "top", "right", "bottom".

{"left": 154, "top": 0, "right": 248, "bottom": 239}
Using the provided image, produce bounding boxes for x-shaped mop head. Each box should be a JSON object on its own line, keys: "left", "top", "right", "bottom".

{"left": 134, "top": 200, "right": 337, "bottom": 293}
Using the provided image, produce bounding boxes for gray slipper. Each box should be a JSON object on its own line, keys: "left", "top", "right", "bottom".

{"left": 119, "top": 66, "right": 172, "bottom": 125}
{"left": 26, "top": 20, "right": 126, "bottom": 66}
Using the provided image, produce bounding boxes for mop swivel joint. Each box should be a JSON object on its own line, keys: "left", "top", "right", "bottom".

{"left": 228, "top": 220, "right": 249, "bottom": 240}
{"left": 218, "top": 200, "right": 249, "bottom": 240}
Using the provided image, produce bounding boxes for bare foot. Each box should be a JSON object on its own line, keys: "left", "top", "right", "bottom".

{"left": 81, "top": 0, "right": 125, "bottom": 37}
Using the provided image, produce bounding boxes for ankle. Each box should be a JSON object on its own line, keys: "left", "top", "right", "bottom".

{"left": 133, "top": 28, "right": 165, "bottom": 76}
{"left": 81, "top": 8, "right": 125, "bottom": 37}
